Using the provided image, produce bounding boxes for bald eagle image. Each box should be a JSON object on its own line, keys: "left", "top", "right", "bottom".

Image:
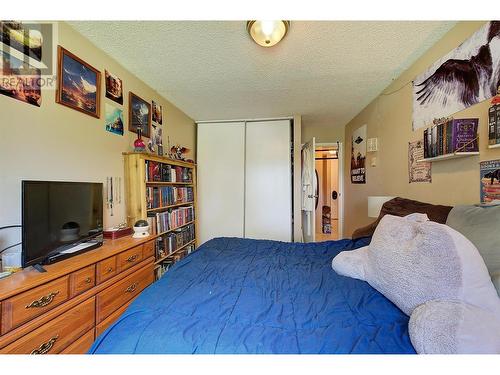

{"left": 413, "top": 21, "right": 500, "bottom": 129}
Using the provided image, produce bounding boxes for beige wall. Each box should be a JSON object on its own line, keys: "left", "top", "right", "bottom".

{"left": 343, "top": 21, "right": 500, "bottom": 237}
{"left": 302, "top": 119, "right": 344, "bottom": 144}
{"left": 0, "top": 22, "right": 196, "bottom": 254}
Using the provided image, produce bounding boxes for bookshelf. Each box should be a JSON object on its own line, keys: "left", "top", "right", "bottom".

{"left": 417, "top": 151, "right": 480, "bottom": 163}
{"left": 123, "top": 152, "right": 197, "bottom": 280}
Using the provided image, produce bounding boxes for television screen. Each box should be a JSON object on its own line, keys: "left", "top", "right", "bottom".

{"left": 22, "top": 181, "right": 103, "bottom": 267}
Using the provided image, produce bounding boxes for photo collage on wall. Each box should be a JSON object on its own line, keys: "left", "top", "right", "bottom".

{"left": 104, "top": 69, "right": 124, "bottom": 135}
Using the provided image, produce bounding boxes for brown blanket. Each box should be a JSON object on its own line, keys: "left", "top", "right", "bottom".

{"left": 351, "top": 197, "right": 453, "bottom": 239}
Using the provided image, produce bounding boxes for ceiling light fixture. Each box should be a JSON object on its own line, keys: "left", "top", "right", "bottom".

{"left": 247, "top": 20, "right": 290, "bottom": 47}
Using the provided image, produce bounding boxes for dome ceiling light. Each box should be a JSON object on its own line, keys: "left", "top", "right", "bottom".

{"left": 246, "top": 20, "right": 290, "bottom": 47}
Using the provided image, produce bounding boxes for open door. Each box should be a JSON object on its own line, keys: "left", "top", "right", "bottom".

{"left": 301, "top": 137, "right": 316, "bottom": 242}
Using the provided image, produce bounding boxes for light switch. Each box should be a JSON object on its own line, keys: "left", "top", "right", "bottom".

{"left": 371, "top": 157, "right": 377, "bottom": 167}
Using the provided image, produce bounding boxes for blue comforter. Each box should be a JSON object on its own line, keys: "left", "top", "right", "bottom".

{"left": 89, "top": 237, "right": 415, "bottom": 354}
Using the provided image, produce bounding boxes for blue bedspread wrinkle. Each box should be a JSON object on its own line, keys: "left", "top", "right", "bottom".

{"left": 89, "top": 237, "right": 415, "bottom": 354}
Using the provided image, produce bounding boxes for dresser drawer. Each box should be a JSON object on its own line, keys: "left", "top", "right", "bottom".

{"left": 96, "top": 299, "right": 132, "bottom": 337}
{"left": 60, "top": 328, "right": 95, "bottom": 354}
{"left": 116, "top": 246, "right": 143, "bottom": 273}
{"left": 96, "top": 256, "right": 117, "bottom": 284}
{"left": 69, "top": 265, "right": 95, "bottom": 297}
{"left": 142, "top": 240, "right": 155, "bottom": 259}
{"left": 1, "top": 297, "right": 95, "bottom": 354}
{"left": 96, "top": 265, "right": 153, "bottom": 323}
{"left": 1, "top": 276, "right": 70, "bottom": 334}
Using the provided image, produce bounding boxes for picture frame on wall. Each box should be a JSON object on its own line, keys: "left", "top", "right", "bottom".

{"left": 129, "top": 91, "right": 151, "bottom": 138}
{"left": 152, "top": 100, "right": 163, "bottom": 124}
{"left": 105, "top": 70, "right": 123, "bottom": 104}
{"left": 56, "top": 46, "right": 101, "bottom": 118}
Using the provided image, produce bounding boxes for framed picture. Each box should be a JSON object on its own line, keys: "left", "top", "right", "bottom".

{"left": 105, "top": 103, "right": 124, "bottom": 136}
{"left": 105, "top": 70, "right": 123, "bottom": 104}
{"left": 56, "top": 46, "right": 101, "bottom": 118}
{"left": 152, "top": 100, "right": 163, "bottom": 124}
{"left": 128, "top": 91, "right": 151, "bottom": 138}
{"left": 1, "top": 21, "right": 42, "bottom": 62}
{"left": 0, "top": 51, "right": 41, "bottom": 107}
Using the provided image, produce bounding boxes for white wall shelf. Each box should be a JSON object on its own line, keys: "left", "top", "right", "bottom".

{"left": 417, "top": 152, "right": 480, "bottom": 163}
{"left": 488, "top": 143, "right": 500, "bottom": 149}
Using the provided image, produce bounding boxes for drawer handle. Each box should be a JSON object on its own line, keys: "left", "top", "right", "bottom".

{"left": 106, "top": 267, "right": 113, "bottom": 273}
{"left": 125, "top": 282, "right": 138, "bottom": 293}
{"left": 127, "top": 254, "right": 139, "bottom": 263}
{"left": 31, "top": 335, "right": 59, "bottom": 354}
{"left": 85, "top": 277, "right": 92, "bottom": 284}
{"left": 26, "top": 291, "right": 59, "bottom": 309}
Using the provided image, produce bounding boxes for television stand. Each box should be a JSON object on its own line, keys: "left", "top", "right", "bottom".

{"left": 32, "top": 264, "right": 47, "bottom": 273}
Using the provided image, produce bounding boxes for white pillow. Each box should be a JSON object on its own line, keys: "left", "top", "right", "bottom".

{"left": 409, "top": 300, "right": 500, "bottom": 354}
{"left": 332, "top": 214, "right": 500, "bottom": 316}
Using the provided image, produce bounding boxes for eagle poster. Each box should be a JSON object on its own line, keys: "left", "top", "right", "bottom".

{"left": 350, "top": 124, "right": 367, "bottom": 184}
{"left": 412, "top": 21, "right": 500, "bottom": 130}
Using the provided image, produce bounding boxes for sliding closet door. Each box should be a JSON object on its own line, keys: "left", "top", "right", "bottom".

{"left": 197, "top": 122, "right": 245, "bottom": 244}
{"left": 245, "top": 120, "right": 292, "bottom": 241}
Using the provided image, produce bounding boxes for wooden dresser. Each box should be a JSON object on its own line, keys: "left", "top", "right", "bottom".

{"left": 0, "top": 235, "right": 156, "bottom": 354}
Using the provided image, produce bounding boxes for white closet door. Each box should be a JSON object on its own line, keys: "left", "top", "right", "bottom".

{"left": 245, "top": 120, "right": 292, "bottom": 241}
{"left": 197, "top": 122, "right": 245, "bottom": 244}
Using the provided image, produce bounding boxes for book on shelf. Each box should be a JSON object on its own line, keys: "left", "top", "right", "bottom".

{"left": 423, "top": 118, "right": 479, "bottom": 158}
{"left": 489, "top": 105, "right": 497, "bottom": 145}
{"left": 147, "top": 205, "right": 195, "bottom": 235}
{"left": 496, "top": 105, "right": 500, "bottom": 144}
{"left": 146, "top": 186, "right": 194, "bottom": 209}
{"left": 145, "top": 161, "right": 193, "bottom": 183}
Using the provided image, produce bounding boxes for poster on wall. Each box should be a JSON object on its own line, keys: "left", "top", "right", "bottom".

{"left": 408, "top": 140, "right": 431, "bottom": 183}
{"left": 412, "top": 21, "right": 500, "bottom": 131}
{"left": 105, "top": 103, "right": 124, "bottom": 136}
{"left": 480, "top": 159, "right": 500, "bottom": 204}
{"left": 350, "top": 124, "right": 366, "bottom": 184}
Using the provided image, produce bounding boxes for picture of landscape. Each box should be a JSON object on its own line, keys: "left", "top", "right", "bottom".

{"left": 0, "top": 51, "right": 41, "bottom": 107}
{"left": 105, "top": 103, "right": 124, "bottom": 135}
{"left": 1, "top": 21, "right": 42, "bottom": 62}
{"left": 56, "top": 46, "right": 101, "bottom": 118}
{"left": 129, "top": 92, "right": 151, "bottom": 137}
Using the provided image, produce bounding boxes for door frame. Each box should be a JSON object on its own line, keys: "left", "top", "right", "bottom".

{"left": 315, "top": 142, "right": 344, "bottom": 239}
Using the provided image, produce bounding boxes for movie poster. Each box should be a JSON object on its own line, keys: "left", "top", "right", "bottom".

{"left": 412, "top": 21, "right": 500, "bottom": 130}
{"left": 408, "top": 140, "right": 431, "bottom": 183}
{"left": 350, "top": 124, "right": 366, "bottom": 184}
{"left": 480, "top": 159, "right": 500, "bottom": 204}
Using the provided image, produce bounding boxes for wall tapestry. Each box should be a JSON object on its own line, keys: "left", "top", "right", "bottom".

{"left": 412, "top": 21, "right": 500, "bottom": 130}
{"left": 350, "top": 124, "right": 367, "bottom": 184}
{"left": 408, "top": 140, "right": 431, "bottom": 183}
{"left": 480, "top": 159, "right": 500, "bottom": 204}
{"left": 105, "top": 103, "right": 124, "bottom": 136}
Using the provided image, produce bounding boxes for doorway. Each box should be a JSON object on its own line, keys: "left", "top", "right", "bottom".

{"left": 314, "top": 144, "right": 341, "bottom": 241}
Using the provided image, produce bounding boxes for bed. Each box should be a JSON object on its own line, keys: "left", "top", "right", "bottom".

{"left": 89, "top": 236, "right": 415, "bottom": 354}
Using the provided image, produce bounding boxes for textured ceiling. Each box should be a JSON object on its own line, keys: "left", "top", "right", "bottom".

{"left": 68, "top": 21, "right": 456, "bottom": 127}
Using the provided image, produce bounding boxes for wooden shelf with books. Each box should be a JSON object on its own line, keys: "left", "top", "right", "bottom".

{"left": 123, "top": 152, "right": 198, "bottom": 280}
{"left": 417, "top": 151, "right": 480, "bottom": 163}
{"left": 147, "top": 201, "right": 194, "bottom": 213}
{"left": 154, "top": 240, "right": 196, "bottom": 266}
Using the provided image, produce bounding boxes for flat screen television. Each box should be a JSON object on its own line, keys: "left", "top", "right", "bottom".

{"left": 22, "top": 180, "right": 104, "bottom": 268}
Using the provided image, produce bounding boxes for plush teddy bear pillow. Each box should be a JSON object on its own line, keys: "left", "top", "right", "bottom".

{"left": 332, "top": 214, "right": 500, "bottom": 316}
{"left": 409, "top": 300, "right": 500, "bottom": 354}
